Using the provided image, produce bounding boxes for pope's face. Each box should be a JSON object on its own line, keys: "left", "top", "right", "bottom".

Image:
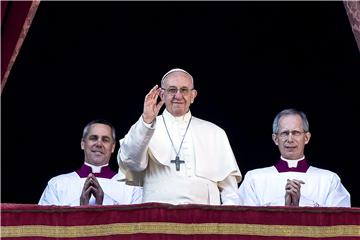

{"left": 160, "top": 71, "right": 197, "bottom": 117}
{"left": 272, "top": 114, "right": 311, "bottom": 160}
{"left": 81, "top": 123, "right": 115, "bottom": 166}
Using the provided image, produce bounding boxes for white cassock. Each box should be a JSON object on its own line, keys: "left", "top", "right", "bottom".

{"left": 117, "top": 109, "right": 242, "bottom": 205}
{"left": 39, "top": 164, "right": 143, "bottom": 206}
{"left": 238, "top": 159, "right": 351, "bottom": 207}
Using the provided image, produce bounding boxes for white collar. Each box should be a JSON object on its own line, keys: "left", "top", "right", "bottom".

{"left": 280, "top": 156, "right": 305, "bottom": 168}
{"left": 84, "top": 162, "right": 108, "bottom": 173}
{"left": 163, "top": 108, "right": 192, "bottom": 124}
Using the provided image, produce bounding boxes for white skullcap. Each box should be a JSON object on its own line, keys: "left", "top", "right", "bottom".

{"left": 161, "top": 68, "right": 193, "bottom": 86}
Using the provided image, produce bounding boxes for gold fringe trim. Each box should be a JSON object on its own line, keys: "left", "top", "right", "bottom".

{"left": 2, "top": 222, "right": 360, "bottom": 238}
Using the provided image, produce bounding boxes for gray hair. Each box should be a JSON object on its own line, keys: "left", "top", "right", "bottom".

{"left": 272, "top": 108, "right": 309, "bottom": 134}
{"left": 161, "top": 68, "right": 194, "bottom": 88}
{"left": 82, "top": 119, "right": 116, "bottom": 143}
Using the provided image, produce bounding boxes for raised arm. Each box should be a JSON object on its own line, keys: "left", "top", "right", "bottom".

{"left": 118, "top": 85, "right": 164, "bottom": 172}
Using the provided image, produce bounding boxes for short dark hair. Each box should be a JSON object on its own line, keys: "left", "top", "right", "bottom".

{"left": 82, "top": 119, "right": 116, "bottom": 142}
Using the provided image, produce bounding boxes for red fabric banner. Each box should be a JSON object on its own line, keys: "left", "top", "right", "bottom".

{"left": 1, "top": 203, "right": 360, "bottom": 239}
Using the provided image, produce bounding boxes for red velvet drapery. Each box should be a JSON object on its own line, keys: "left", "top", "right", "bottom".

{"left": 1, "top": 0, "right": 40, "bottom": 93}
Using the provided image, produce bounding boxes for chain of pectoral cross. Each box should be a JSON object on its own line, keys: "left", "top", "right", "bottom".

{"left": 162, "top": 115, "right": 192, "bottom": 171}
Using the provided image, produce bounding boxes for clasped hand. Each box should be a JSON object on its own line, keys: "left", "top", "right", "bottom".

{"left": 284, "top": 179, "right": 305, "bottom": 206}
{"left": 80, "top": 173, "right": 104, "bottom": 205}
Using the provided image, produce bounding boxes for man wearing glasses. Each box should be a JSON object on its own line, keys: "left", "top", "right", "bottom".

{"left": 238, "top": 108, "right": 350, "bottom": 207}
{"left": 117, "top": 68, "right": 242, "bottom": 205}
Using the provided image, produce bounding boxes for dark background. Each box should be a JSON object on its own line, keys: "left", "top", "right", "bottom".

{"left": 2, "top": 2, "right": 359, "bottom": 206}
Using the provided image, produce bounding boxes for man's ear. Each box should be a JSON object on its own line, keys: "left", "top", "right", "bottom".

{"left": 304, "top": 132, "right": 311, "bottom": 145}
{"left": 191, "top": 89, "right": 197, "bottom": 103}
{"left": 160, "top": 88, "right": 165, "bottom": 100}
{"left": 81, "top": 140, "right": 85, "bottom": 150}
{"left": 272, "top": 133, "right": 279, "bottom": 146}
{"left": 111, "top": 142, "right": 115, "bottom": 153}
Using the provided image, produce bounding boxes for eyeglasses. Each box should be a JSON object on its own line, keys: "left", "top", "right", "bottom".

{"left": 162, "top": 87, "right": 194, "bottom": 96}
{"left": 277, "top": 130, "right": 306, "bottom": 140}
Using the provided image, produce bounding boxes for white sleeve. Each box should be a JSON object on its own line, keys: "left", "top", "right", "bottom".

{"left": 38, "top": 182, "right": 60, "bottom": 205}
{"left": 218, "top": 175, "right": 240, "bottom": 205}
{"left": 130, "top": 186, "right": 143, "bottom": 204}
{"left": 238, "top": 172, "right": 260, "bottom": 206}
{"left": 325, "top": 173, "right": 351, "bottom": 207}
{"left": 118, "top": 116, "right": 155, "bottom": 172}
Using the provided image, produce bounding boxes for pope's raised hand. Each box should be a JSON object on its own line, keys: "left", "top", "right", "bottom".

{"left": 142, "top": 85, "right": 164, "bottom": 124}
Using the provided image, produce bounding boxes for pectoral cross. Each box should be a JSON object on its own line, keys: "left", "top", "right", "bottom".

{"left": 171, "top": 156, "right": 185, "bottom": 171}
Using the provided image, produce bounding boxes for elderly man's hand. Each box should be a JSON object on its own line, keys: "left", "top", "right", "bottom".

{"left": 142, "top": 85, "right": 164, "bottom": 124}
{"left": 285, "top": 179, "right": 305, "bottom": 206}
